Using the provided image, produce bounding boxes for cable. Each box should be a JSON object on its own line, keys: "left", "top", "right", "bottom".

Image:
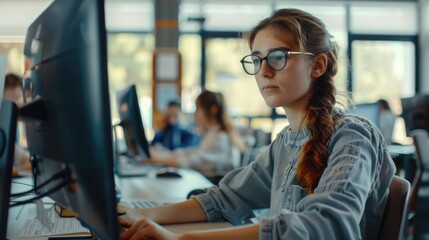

{"left": 9, "top": 177, "right": 72, "bottom": 208}
{"left": 10, "top": 169, "right": 69, "bottom": 198}
{"left": 11, "top": 181, "right": 34, "bottom": 188}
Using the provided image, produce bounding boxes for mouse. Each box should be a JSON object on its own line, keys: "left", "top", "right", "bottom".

{"left": 155, "top": 167, "right": 182, "bottom": 178}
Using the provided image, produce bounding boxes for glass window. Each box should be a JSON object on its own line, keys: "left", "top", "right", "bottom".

{"left": 107, "top": 33, "right": 155, "bottom": 137}
{"left": 0, "top": 42, "right": 25, "bottom": 75}
{"left": 352, "top": 40, "right": 415, "bottom": 106}
{"left": 350, "top": 2, "right": 418, "bottom": 35}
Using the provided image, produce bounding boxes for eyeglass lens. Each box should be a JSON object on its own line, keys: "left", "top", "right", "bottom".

{"left": 242, "top": 50, "right": 287, "bottom": 75}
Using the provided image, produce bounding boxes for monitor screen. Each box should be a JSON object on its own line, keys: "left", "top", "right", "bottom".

{"left": 116, "top": 84, "right": 151, "bottom": 160}
{"left": 401, "top": 94, "right": 429, "bottom": 136}
{"left": 0, "top": 101, "right": 17, "bottom": 239}
{"left": 21, "top": 0, "right": 118, "bottom": 238}
{"left": 348, "top": 102, "right": 381, "bottom": 127}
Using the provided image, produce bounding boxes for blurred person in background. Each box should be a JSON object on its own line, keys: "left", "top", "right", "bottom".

{"left": 378, "top": 99, "right": 396, "bottom": 144}
{"left": 151, "top": 100, "right": 200, "bottom": 151}
{"left": 3, "top": 73, "right": 31, "bottom": 177}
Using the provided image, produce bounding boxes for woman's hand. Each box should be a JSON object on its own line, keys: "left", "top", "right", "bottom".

{"left": 117, "top": 204, "right": 146, "bottom": 228}
{"left": 120, "top": 218, "right": 178, "bottom": 240}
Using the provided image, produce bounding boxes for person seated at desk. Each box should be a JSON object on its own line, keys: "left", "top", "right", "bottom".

{"left": 378, "top": 99, "right": 396, "bottom": 145}
{"left": 151, "top": 100, "right": 200, "bottom": 151}
{"left": 3, "top": 73, "right": 31, "bottom": 177}
{"left": 117, "top": 8, "right": 396, "bottom": 240}
{"left": 148, "top": 90, "right": 245, "bottom": 177}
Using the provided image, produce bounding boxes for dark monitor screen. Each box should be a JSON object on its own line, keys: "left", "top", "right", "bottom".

{"left": 348, "top": 102, "right": 381, "bottom": 127}
{"left": 401, "top": 94, "right": 429, "bottom": 136}
{"left": 116, "top": 84, "right": 150, "bottom": 160}
{"left": 22, "top": 0, "right": 118, "bottom": 238}
{"left": 0, "top": 101, "right": 17, "bottom": 239}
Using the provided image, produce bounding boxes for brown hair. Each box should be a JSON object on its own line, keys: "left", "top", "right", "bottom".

{"left": 5, "top": 73, "right": 22, "bottom": 90}
{"left": 196, "top": 90, "right": 245, "bottom": 152}
{"left": 246, "top": 9, "right": 339, "bottom": 193}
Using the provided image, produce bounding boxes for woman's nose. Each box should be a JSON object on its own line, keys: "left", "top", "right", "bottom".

{"left": 259, "top": 60, "right": 274, "bottom": 78}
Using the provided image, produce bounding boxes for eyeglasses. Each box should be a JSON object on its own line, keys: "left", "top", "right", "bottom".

{"left": 240, "top": 49, "right": 314, "bottom": 75}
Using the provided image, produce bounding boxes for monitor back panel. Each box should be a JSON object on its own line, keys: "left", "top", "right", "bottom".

{"left": 0, "top": 100, "right": 18, "bottom": 239}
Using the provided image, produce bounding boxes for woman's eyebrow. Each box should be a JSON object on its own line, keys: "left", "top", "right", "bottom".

{"left": 270, "top": 47, "right": 290, "bottom": 52}
{"left": 251, "top": 50, "right": 261, "bottom": 55}
{"left": 251, "top": 47, "right": 291, "bottom": 55}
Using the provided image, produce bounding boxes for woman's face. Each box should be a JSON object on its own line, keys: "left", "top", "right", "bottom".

{"left": 251, "top": 28, "right": 313, "bottom": 111}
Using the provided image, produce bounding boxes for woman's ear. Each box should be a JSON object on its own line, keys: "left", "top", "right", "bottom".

{"left": 311, "top": 54, "right": 328, "bottom": 79}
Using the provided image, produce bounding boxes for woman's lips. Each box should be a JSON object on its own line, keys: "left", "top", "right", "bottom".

{"left": 262, "top": 85, "right": 279, "bottom": 93}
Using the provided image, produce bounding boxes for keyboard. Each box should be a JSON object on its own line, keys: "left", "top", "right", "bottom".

{"left": 122, "top": 200, "right": 167, "bottom": 209}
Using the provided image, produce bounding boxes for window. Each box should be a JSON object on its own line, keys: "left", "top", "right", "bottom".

{"left": 107, "top": 33, "right": 155, "bottom": 137}
{"left": 0, "top": 42, "right": 24, "bottom": 75}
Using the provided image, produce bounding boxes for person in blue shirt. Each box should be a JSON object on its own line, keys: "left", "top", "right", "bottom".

{"left": 117, "top": 8, "right": 396, "bottom": 240}
{"left": 151, "top": 100, "right": 200, "bottom": 151}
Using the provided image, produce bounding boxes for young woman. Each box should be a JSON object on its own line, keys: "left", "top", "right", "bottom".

{"left": 118, "top": 8, "right": 396, "bottom": 240}
{"left": 148, "top": 90, "right": 245, "bottom": 177}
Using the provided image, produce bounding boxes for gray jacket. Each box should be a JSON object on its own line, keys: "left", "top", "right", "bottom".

{"left": 194, "top": 112, "right": 396, "bottom": 240}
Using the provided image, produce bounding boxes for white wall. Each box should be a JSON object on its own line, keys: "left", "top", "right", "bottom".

{"left": 0, "top": 0, "right": 154, "bottom": 41}
{"left": 0, "top": 1, "right": 52, "bottom": 42}
{"left": 419, "top": 0, "right": 429, "bottom": 93}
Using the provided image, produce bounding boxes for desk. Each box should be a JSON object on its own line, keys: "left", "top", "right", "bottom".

{"left": 7, "top": 169, "right": 231, "bottom": 239}
{"left": 116, "top": 168, "right": 214, "bottom": 202}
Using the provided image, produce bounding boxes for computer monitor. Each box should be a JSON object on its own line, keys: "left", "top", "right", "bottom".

{"left": 348, "top": 102, "right": 381, "bottom": 127}
{"left": 0, "top": 100, "right": 18, "bottom": 239}
{"left": 20, "top": 0, "right": 118, "bottom": 238}
{"left": 115, "top": 84, "right": 151, "bottom": 160}
{"left": 401, "top": 94, "right": 429, "bottom": 136}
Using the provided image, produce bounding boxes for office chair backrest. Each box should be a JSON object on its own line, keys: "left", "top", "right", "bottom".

{"left": 409, "top": 129, "right": 428, "bottom": 212}
{"left": 411, "top": 129, "right": 429, "bottom": 167}
{"left": 377, "top": 175, "right": 411, "bottom": 240}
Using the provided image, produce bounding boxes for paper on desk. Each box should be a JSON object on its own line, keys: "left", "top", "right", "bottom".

{"left": 19, "top": 218, "right": 91, "bottom": 239}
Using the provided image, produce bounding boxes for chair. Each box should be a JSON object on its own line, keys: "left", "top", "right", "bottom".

{"left": 378, "top": 175, "right": 411, "bottom": 240}
{"left": 408, "top": 129, "right": 429, "bottom": 238}
{"left": 409, "top": 129, "right": 427, "bottom": 214}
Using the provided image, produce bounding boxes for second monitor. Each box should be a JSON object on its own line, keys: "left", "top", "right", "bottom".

{"left": 115, "top": 84, "right": 151, "bottom": 161}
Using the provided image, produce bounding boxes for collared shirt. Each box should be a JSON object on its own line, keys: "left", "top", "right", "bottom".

{"left": 194, "top": 111, "right": 396, "bottom": 240}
